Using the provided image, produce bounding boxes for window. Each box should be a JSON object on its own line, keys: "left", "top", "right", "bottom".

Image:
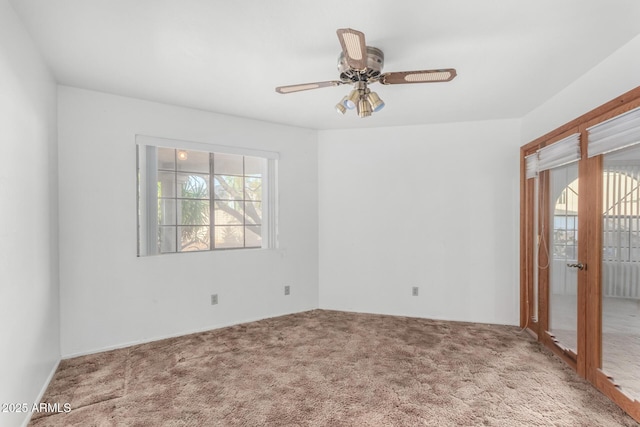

{"left": 552, "top": 177, "right": 579, "bottom": 261}
{"left": 602, "top": 167, "right": 640, "bottom": 262}
{"left": 136, "top": 136, "right": 277, "bottom": 255}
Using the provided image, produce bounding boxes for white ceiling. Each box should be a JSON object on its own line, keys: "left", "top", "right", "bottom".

{"left": 10, "top": 0, "right": 640, "bottom": 130}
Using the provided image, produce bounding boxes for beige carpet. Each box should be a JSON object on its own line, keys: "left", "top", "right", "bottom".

{"left": 30, "top": 310, "right": 639, "bottom": 426}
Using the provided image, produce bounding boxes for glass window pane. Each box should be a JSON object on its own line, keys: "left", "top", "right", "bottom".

{"left": 159, "top": 226, "right": 176, "bottom": 253}
{"left": 554, "top": 216, "right": 567, "bottom": 230}
{"left": 246, "top": 225, "right": 261, "bottom": 247}
{"left": 549, "top": 165, "right": 579, "bottom": 354}
{"left": 179, "top": 226, "right": 210, "bottom": 252}
{"left": 214, "top": 176, "right": 243, "bottom": 200}
{"left": 158, "top": 199, "right": 176, "bottom": 225}
{"left": 178, "top": 200, "right": 210, "bottom": 225}
{"left": 602, "top": 160, "right": 640, "bottom": 402}
{"left": 157, "top": 171, "right": 176, "bottom": 198}
{"left": 214, "top": 201, "right": 243, "bottom": 225}
{"left": 214, "top": 153, "right": 243, "bottom": 176}
{"left": 157, "top": 147, "right": 175, "bottom": 171}
{"left": 603, "top": 231, "right": 613, "bottom": 247}
{"left": 214, "top": 226, "right": 244, "bottom": 248}
{"left": 245, "top": 201, "right": 262, "bottom": 225}
{"left": 176, "top": 150, "right": 209, "bottom": 173}
{"left": 178, "top": 173, "right": 209, "bottom": 199}
{"left": 139, "top": 144, "right": 272, "bottom": 255}
{"left": 245, "top": 156, "right": 264, "bottom": 177}
{"left": 245, "top": 177, "right": 262, "bottom": 201}
{"left": 553, "top": 245, "right": 565, "bottom": 258}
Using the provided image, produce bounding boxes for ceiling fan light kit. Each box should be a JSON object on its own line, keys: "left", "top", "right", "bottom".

{"left": 276, "top": 28, "right": 456, "bottom": 118}
{"left": 345, "top": 86, "right": 362, "bottom": 109}
{"left": 366, "top": 90, "right": 385, "bottom": 112}
{"left": 357, "top": 96, "right": 373, "bottom": 118}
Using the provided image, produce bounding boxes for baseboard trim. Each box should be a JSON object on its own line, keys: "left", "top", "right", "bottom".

{"left": 61, "top": 308, "right": 317, "bottom": 359}
{"left": 20, "top": 357, "right": 61, "bottom": 427}
{"left": 317, "top": 306, "right": 519, "bottom": 327}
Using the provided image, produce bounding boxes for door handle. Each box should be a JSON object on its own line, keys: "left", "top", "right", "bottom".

{"left": 567, "top": 262, "right": 586, "bottom": 271}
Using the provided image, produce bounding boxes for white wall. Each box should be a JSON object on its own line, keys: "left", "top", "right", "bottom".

{"left": 58, "top": 87, "right": 318, "bottom": 357}
{"left": 522, "top": 34, "right": 640, "bottom": 142}
{"left": 318, "top": 119, "right": 521, "bottom": 325}
{"left": 0, "top": 1, "right": 59, "bottom": 426}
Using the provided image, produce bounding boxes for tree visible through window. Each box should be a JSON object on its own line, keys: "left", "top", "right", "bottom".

{"left": 137, "top": 143, "right": 274, "bottom": 255}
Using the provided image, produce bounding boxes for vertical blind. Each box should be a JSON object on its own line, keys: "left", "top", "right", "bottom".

{"left": 602, "top": 162, "right": 640, "bottom": 298}
{"left": 587, "top": 106, "right": 640, "bottom": 158}
{"left": 524, "top": 133, "right": 581, "bottom": 179}
{"left": 593, "top": 107, "right": 640, "bottom": 297}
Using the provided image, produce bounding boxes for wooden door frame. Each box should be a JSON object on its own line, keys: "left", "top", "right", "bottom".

{"left": 528, "top": 128, "right": 582, "bottom": 373}
{"left": 520, "top": 85, "right": 640, "bottom": 423}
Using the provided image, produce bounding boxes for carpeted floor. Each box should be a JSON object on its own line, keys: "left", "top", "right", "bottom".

{"left": 30, "top": 310, "right": 639, "bottom": 426}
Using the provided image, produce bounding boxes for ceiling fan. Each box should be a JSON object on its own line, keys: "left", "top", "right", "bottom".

{"left": 275, "top": 28, "right": 457, "bottom": 118}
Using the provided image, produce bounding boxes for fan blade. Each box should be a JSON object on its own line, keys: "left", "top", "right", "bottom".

{"left": 275, "top": 81, "right": 342, "bottom": 94}
{"left": 336, "top": 28, "right": 367, "bottom": 71}
{"left": 380, "top": 69, "right": 457, "bottom": 85}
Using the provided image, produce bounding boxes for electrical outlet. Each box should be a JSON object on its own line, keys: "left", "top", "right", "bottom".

{"left": 412, "top": 287, "right": 419, "bottom": 296}
{"left": 211, "top": 294, "right": 218, "bottom": 305}
{"left": 284, "top": 285, "right": 290, "bottom": 296}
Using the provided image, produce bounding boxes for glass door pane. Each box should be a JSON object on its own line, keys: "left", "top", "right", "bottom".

{"left": 602, "top": 146, "right": 640, "bottom": 401}
{"left": 548, "top": 163, "right": 579, "bottom": 354}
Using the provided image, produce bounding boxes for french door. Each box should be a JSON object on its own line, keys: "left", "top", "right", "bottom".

{"left": 544, "top": 162, "right": 581, "bottom": 359}
{"left": 520, "top": 88, "right": 640, "bottom": 422}
{"left": 529, "top": 140, "right": 640, "bottom": 419}
{"left": 529, "top": 132, "right": 586, "bottom": 376}
{"left": 595, "top": 145, "right": 640, "bottom": 416}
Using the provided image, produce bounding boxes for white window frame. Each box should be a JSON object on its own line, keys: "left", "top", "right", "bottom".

{"left": 136, "top": 135, "right": 279, "bottom": 256}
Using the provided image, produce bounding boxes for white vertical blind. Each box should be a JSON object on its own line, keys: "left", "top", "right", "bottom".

{"left": 602, "top": 162, "right": 640, "bottom": 298}
{"left": 587, "top": 106, "right": 640, "bottom": 158}
{"left": 525, "top": 153, "right": 538, "bottom": 179}
{"left": 536, "top": 133, "right": 581, "bottom": 172}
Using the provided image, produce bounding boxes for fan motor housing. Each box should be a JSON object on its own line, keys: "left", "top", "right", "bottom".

{"left": 338, "top": 46, "right": 384, "bottom": 81}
